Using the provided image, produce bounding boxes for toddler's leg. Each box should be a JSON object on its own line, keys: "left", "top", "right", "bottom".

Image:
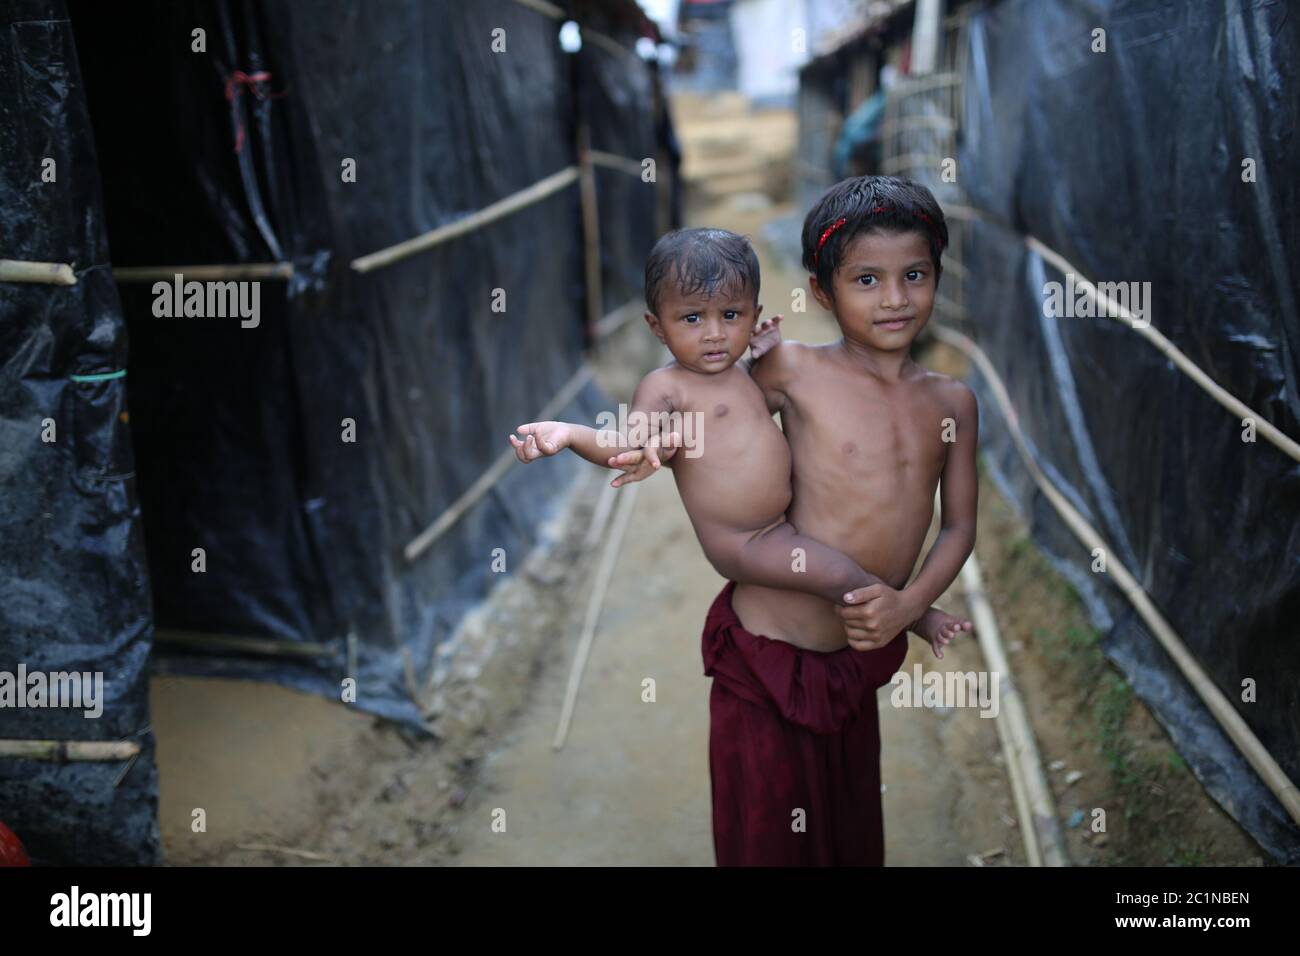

{"left": 695, "top": 518, "right": 884, "bottom": 605}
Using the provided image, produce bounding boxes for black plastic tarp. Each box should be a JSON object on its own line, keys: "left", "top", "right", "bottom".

{"left": 2, "top": 0, "right": 674, "bottom": 863}
{"left": 0, "top": 0, "right": 161, "bottom": 866}
{"left": 582, "top": 33, "right": 663, "bottom": 314}
{"left": 957, "top": 0, "right": 1300, "bottom": 862}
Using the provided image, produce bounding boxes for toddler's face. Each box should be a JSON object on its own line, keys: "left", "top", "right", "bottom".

{"left": 813, "top": 228, "right": 936, "bottom": 351}
{"left": 645, "top": 280, "right": 761, "bottom": 375}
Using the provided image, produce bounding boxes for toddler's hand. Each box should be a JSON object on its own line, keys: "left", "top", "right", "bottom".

{"left": 510, "top": 421, "right": 570, "bottom": 463}
{"left": 910, "top": 607, "right": 973, "bottom": 660}
{"left": 749, "top": 314, "right": 784, "bottom": 359}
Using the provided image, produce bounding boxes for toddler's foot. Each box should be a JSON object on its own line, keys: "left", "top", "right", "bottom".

{"left": 913, "top": 607, "right": 973, "bottom": 660}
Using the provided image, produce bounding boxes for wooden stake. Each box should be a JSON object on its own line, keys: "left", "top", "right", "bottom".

{"left": 577, "top": 121, "right": 605, "bottom": 336}
{"left": 552, "top": 482, "right": 639, "bottom": 750}
{"left": 583, "top": 473, "right": 620, "bottom": 550}
{"left": 959, "top": 540, "right": 1070, "bottom": 866}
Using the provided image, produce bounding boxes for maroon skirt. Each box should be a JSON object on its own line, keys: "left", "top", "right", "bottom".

{"left": 702, "top": 580, "right": 908, "bottom": 866}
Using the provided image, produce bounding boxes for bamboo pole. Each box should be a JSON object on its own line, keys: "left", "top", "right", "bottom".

{"left": 937, "top": 202, "right": 982, "bottom": 222}
{"left": 893, "top": 70, "right": 961, "bottom": 93}
{"left": 1026, "top": 236, "right": 1300, "bottom": 465}
{"left": 960, "top": 547, "right": 1070, "bottom": 866}
{"left": 112, "top": 263, "right": 293, "bottom": 281}
{"left": 404, "top": 364, "right": 594, "bottom": 562}
{"left": 350, "top": 167, "right": 579, "bottom": 273}
{"left": 236, "top": 843, "right": 334, "bottom": 862}
{"left": 153, "top": 628, "right": 337, "bottom": 659}
{"left": 882, "top": 152, "right": 951, "bottom": 175}
{"left": 511, "top": 0, "right": 563, "bottom": 18}
{"left": 583, "top": 472, "right": 620, "bottom": 551}
{"left": 577, "top": 122, "right": 605, "bottom": 336}
{"left": 0, "top": 740, "right": 140, "bottom": 761}
{"left": 0, "top": 259, "right": 76, "bottom": 285}
{"left": 552, "top": 481, "right": 640, "bottom": 750}
{"left": 592, "top": 299, "right": 643, "bottom": 340}
{"left": 508, "top": 0, "right": 637, "bottom": 60}
{"left": 879, "top": 114, "right": 957, "bottom": 137}
{"left": 589, "top": 150, "right": 645, "bottom": 177}
{"left": 934, "top": 203, "right": 1299, "bottom": 464}
{"left": 584, "top": 28, "right": 638, "bottom": 61}
{"left": 930, "top": 321, "right": 1300, "bottom": 827}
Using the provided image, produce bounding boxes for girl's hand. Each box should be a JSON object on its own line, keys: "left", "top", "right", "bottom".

{"left": 749, "top": 314, "right": 784, "bottom": 359}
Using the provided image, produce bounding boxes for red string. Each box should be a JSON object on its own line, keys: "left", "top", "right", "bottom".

{"left": 224, "top": 70, "right": 279, "bottom": 154}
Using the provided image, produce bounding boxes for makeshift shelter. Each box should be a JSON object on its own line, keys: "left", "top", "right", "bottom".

{"left": 799, "top": 0, "right": 1300, "bottom": 863}
{"left": 1, "top": 0, "right": 676, "bottom": 865}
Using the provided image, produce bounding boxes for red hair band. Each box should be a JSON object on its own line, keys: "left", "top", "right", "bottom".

{"left": 813, "top": 217, "right": 847, "bottom": 266}
{"left": 813, "top": 206, "right": 945, "bottom": 268}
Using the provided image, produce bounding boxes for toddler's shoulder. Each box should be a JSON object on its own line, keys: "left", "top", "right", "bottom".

{"left": 633, "top": 363, "right": 686, "bottom": 406}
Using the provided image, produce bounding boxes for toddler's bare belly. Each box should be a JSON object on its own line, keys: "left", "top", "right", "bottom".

{"left": 675, "top": 413, "right": 792, "bottom": 531}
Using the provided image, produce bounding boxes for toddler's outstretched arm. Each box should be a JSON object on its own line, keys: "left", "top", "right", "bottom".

{"left": 510, "top": 420, "right": 679, "bottom": 471}
{"left": 510, "top": 368, "right": 682, "bottom": 478}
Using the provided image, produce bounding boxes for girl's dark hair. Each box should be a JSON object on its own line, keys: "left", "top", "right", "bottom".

{"left": 801, "top": 175, "right": 948, "bottom": 295}
{"left": 644, "top": 227, "right": 760, "bottom": 316}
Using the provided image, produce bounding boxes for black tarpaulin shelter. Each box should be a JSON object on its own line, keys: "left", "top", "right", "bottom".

{"left": 1, "top": 0, "right": 676, "bottom": 864}
{"left": 954, "top": 0, "right": 1300, "bottom": 863}
{"left": 0, "top": 2, "right": 158, "bottom": 867}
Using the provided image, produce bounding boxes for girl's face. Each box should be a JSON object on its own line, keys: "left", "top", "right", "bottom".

{"left": 811, "top": 228, "right": 936, "bottom": 352}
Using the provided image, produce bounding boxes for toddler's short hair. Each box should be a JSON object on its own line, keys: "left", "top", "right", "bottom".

{"left": 644, "top": 228, "right": 760, "bottom": 316}
{"left": 801, "top": 176, "right": 947, "bottom": 294}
